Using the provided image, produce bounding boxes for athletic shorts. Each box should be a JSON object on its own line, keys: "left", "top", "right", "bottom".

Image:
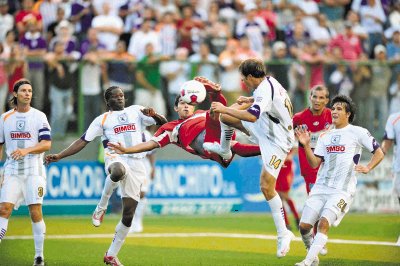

{"left": 301, "top": 184, "right": 353, "bottom": 227}
{"left": 105, "top": 156, "right": 146, "bottom": 202}
{"left": 0, "top": 174, "right": 46, "bottom": 208}
{"left": 256, "top": 139, "right": 287, "bottom": 179}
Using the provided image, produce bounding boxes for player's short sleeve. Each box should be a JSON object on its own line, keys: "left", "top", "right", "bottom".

{"left": 247, "top": 80, "right": 273, "bottom": 119}
{"left": 82, "top": 115, "right": 103, "bottom": 142}
{"left": 384, "top": 114, "right": 396, "bottom": 140}
{"left": 37, "top": 111, "right": 51, "bottom": 141}
{"left": 314, "top": 134, "right": 326, "bottom": 158}
{"left": 152, "top": 126, "right": 171, "bottom": 148}
{"left": 358, "top": 127, "right": 380, "bottom": 153}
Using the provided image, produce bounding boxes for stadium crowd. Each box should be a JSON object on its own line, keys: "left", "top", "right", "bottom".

{"left": 0, "top": 0, "right": 399, "bottom": 137}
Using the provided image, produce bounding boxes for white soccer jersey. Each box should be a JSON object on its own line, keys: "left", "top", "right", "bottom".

{"left": 384, "top": 112, "right": 400, "bottom": 172}
{"left": 244, "top": 76, "right": 295, "bottom": 153}
{"left": 0, "top": 108, "right": 51, "bottom": 176}
{"left": 82, "top": 105, "right": 156, "bottom": 159}
{"left": 314, "top": 124, "right": 379, "bottom": 194}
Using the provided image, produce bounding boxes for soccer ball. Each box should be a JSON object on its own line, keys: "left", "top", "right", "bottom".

{"left": 180, "top": 80, "right": 207, "bottom": 105}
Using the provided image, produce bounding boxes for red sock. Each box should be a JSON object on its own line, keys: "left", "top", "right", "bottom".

{"left": 231, "top": 143, "right": 261, "bottom": 157}
{"left": 286, "top": 198, "right": 300, "bottom": 220}
{"left": 282, "top": 205, "right": 289, "bottom": 226}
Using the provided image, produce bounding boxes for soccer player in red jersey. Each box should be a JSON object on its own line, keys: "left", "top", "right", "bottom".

{"left": 293, "top": 85, "right": 332, "bottom": 194}
{"left": 275, "top": 150, "right": 300, "bottom": 231}
{"left": 108, "top": 76, "right": 261, "bottom": 167}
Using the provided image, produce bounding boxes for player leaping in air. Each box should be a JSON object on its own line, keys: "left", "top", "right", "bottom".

{"left": 108, "top": 77, "right": 261, "bottom": 167}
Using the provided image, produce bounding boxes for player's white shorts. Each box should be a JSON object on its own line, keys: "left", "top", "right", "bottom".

{"left": 0, "top": 174, "right": 46, "bottom": 208}
{"left": 254, "top": 140, "right": 287, "bottom": 178}
{"left": 105, "top": 155, "right": 146, "bottom": 202}
{"left": 393, "top": 172, "right": 400, "bottom": 198}
{"left": 300, "top": 184, "right": 354, "bottom": 227}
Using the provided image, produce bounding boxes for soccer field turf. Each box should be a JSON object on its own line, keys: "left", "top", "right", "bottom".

{"left": 2, "top": 213, "right": 399, "bottom": 265}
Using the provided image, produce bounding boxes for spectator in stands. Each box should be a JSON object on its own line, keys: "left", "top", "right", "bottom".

{"left": 156, "top": 12, "right": 178, "bottom": 57}
{"left": 389, "top": 73, "right": 400, "bottom": 115}
{"left": 218, "top": 39, "right": 242, "bottom": 105}
{"left": 15, "top": 0, "right": 43, "bottom": 36}
{"left": 204, "top": 15, "right": 231, "bottom": 56}
{"left": 91, "top": 2, "right": 123, "bottom": 51}
{"left": 236, "top": 2, "right": 268, "bottom": 55}
{"left": 268, "top": 41, "right": 290, "bottom": 91}
{"left": 159, "top": 47, "right": 190, "bottom": 120}
{"left": 236, "top": 36, "right": 260, "bottom": 60}
{"left": 47, "top": 7, "right": 65, "bottom": 45}
{"left": 80, "top": 28, "right": 107, "bottom": 129}
{"left": 1, "top": 30, "right": 16, "bottom": 58}
{"left": 154, "top": 0, "right": 179, "bottom": 21}
{"left": 38, "top": 0, "right": 58, "bottom": 32}
{"left": 135, "top": 42, "right": 167, "bottom": 116}
{"left": 300, "top": 41, "right": 326, "bottom": 88}
{"left": 45, "top": 41, "right": 75, "bottom": 138}
{"left": 0, "top": 0, "right": 13, "bottom": 43}
{"left": 189, "top": 42, "right": 219, "bottom": 86}
{"left": 176, "top": 4, "right": 204, "bottom": 54}
{"left": 105, "top": 40, "right": 136, "bottom": 106}
{"left": 255, "top": 0, "right": 277, "bottom": 42}
{"left": 286, "top": 21, "right": 310, "bottom": 59}
{"left": 6, "top": 44, "right": 27, "bottom": 109}
{"left": 128, "top": 18, "right": 161, "bottom": 60}
{"left": 49, "top": 20, "right": 79, "bottom": 55}
{"left": 318, "top": 0, "right": 349, "bottom": 32}
{"left": 20, "top": 20, "right": 47, "bottom": 111}
{"left": 0, "top": 43, "right": 7, "bottom": 112}
{"left": 294, "top": 0, "right": 319, "bottom": 33}
{"left": 328, "top": 21, "right": 363, "bottom": 61}
{"left": 358, "top": 0, "right": 386, "bottom": 57}
{"left": 309, "top": 14, "right": 336, "bottom": 48}
{"left": 70, "top": 0, "right": 95, "bottom": 41}
{"left": 387, "top": 29, "right": 400, "bottom": 82}
{"left": 366, "top": 44, "right": 392, "bottom": 137}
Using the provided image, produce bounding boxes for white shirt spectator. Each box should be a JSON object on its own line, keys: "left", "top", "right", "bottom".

{"left": 236, "top": 17, "right": 268, "bottom": 55}
{"left": 296, "top": 0, "right": 319, "bottom": 32}
{"left": 0, "top": 9, "right": 13, "bottom": 42}
{"left": 128, "top": 30, "right": 161, "bottom": 60}
{"left": 91, "top": 14, "right": 123, "bottom": 51}
{"left": 359, "top": 3, "right": 386, "bottom": 33}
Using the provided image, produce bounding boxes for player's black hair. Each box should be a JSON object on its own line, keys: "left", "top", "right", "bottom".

{"left": 174, "top": 95, "right": 181, "bottom": 107}
{"left": 331, "top": 94, "right": 356, "bottom": 123}
{"left": 310, "top": 85, "right": 329, "bottom": 98}
{"left": 104, "top": 86, "right": 121, "bottom": 107}
{"left": 239, "top": 58, "right": 267, "bottom": 78}
{"left": 10, "top": 79, "right": 32, "bottom": 106}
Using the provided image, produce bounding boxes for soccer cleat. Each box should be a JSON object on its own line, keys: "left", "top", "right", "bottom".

{"left": 194, "top": 76, "right": 221, "bottom": 92}
{"left": 319, "top": 245, "right": 328, "bottom": 256}
{"left": 92, "top": 206, "right": 106, "bottom": 227}
{"left": 33, "top": 256, "right": 45, "bottom": 266}
{"left": 276, "top": 230, "right": 295, "bottom": 258}
{"left": 311, "top": 256, "right": 320, "bottom": 266}
{"left": 203, "top": 142, "right": 232, "bottom": 160}
{"left": 104, "top": 252, "right": 124, "bottom": 266}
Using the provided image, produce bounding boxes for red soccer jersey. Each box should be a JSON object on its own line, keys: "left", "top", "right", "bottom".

{"left": 293, "top": 108, "right": 332, "bottom": 178}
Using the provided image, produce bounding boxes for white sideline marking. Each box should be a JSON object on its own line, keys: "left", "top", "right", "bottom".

{"left": 4, "top": 232, "right": 398, "bottom": 246}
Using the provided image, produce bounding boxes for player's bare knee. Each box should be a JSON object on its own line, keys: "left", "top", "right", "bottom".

{"left": 29, "top": 206, "right": 43, "bottom": 222}
{"left": 109, "top": 162, "right": 126, "bottom": 181}
{"left": 317, "top": 217, "right": 330, "bottom": 234}
{"left": 299, "top": 222, "right": 313, "bottom": 234}
{"left": 121, "top": 198, "right": 138, "bottom": 227}
{"left": 0, "top": 203, "right": 13, "bottom": 218}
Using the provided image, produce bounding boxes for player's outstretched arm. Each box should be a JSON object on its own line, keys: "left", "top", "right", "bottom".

{"left": 295, "top": 126, "right": 321, "bottom": 168}
{"left": 11, "top": 140, "right": 51, "bottom": 160}
{"left": 108, "top": 140, "right": 159, "bottom": 154}
{"left": 210, "top": 102, "right": 257, "bottom": 122}
{"left": 355, "top": 147, "right": 384, "bottom": 174}
{"left": 141, "top": 107, "right": 168, "bottom": 125}
{"left": 45, "top": 138, "right": 88, "bottom": 164}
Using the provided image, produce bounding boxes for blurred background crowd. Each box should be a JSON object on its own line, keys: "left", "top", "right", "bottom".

{"left": 0, "top": 0, "right": 399, "bottom": 139}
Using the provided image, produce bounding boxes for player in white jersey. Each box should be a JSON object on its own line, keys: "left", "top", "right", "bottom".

{"left": 45, "top": 86, "right": 167, "bottom": 266}
{"left": 382, "top": 111, "right": 400, "bottom": 246}
{"left": 0, "top": 79, "right": 51, "bottom": 266}
{"left": 295, "top": 95, "right": 384, "bottom": 266}
{"left": 206, "top": 59, "right": 296, "bottom": 258}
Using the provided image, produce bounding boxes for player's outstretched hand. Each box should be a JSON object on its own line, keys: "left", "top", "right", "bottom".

{"left": 194, "top": 76, "right": 221, "bottom": 92}
{"left": 107, "top": 142, "right": 126, "bottom": 154}
{"left": 236, "top": 96, "right": 254, "bottom": 105}
{"left": 45, "top": 154, "right": 61, "bottom": 165}
{"left": 295, "top": 125, "right": 311, "bottom": 146}
{"left": 210, "top": 102, "right": 227, "bottom": 114}
{"left": 141, "top": 107, "right": 156, "bottom": 117}
{"left": 354, "top": 164, "right": 370, "bottom": 174}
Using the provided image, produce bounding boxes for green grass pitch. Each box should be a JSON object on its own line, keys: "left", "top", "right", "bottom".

{"left": 1, "top": 213, "right": 399, "bottom": 265}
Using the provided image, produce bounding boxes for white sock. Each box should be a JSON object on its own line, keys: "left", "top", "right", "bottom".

{"left": 133, "top": 198, "right": 147, "bottom": 228}
{"left": 107, "top": 221, "right": 130, "bottom": 257}
{"left": 32, "top": 220, "right": 46, "bottom": 258}
{"left": 305, "top": 232, "right": 328, "bottom": 264}
{"left": 98, "top": 175, "right": 119, "bottom": 210}
{"left": 220, "top": 122, "right": 234, "bottom": 152}
{"left": 0, "top": 217, "right": 9, "bottom": 240}
{"left": 268, "top": 194, "right": 288, "bottom": 235}
{"left": 301, "top": 230, "right": 314, "bottom": 249}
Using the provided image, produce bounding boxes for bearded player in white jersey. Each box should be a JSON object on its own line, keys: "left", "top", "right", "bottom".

{"left": 0, "top": 79, "right": 52, "bottom": 266}
{"left": 295, "top": 95, "right": 384, "bottom": 266}
{"left": 207, "top": 58, "right": 296, "bottom": 258}
{"left": 45, "top": 86, "right": 166, "bottom": 266}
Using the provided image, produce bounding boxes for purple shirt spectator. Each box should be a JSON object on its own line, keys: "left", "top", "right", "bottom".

{"left": 20, "top": 33, "right": 47, "bottom": 69}
{"left": 80, "top": 39, "right": 106, "bottom": 55}
{"left": 71, "top": 1, "right": 94, "bottom": 34}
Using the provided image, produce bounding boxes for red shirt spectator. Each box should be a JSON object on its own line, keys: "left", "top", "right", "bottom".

{"left": 15, "top": 0, "right": 43, "bottom": 36}
{"left": 328, "top": 23, "right": 363, "bottom": 61}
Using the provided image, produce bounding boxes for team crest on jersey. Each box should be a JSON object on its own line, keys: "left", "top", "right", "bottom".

{"left": 118, "top": 114, "right": 128, "bottom": 123}
{"left": 331, "top": 135, "right": 340, "bottom": 144}
{"left": 327, "top": 135, "right": 345, "bottom": 153}
{"left": 16, "top": 120, "right": 25, "bottom": 130}
{"left": 313, "top": 121, "right": 319, "bottom": 126}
